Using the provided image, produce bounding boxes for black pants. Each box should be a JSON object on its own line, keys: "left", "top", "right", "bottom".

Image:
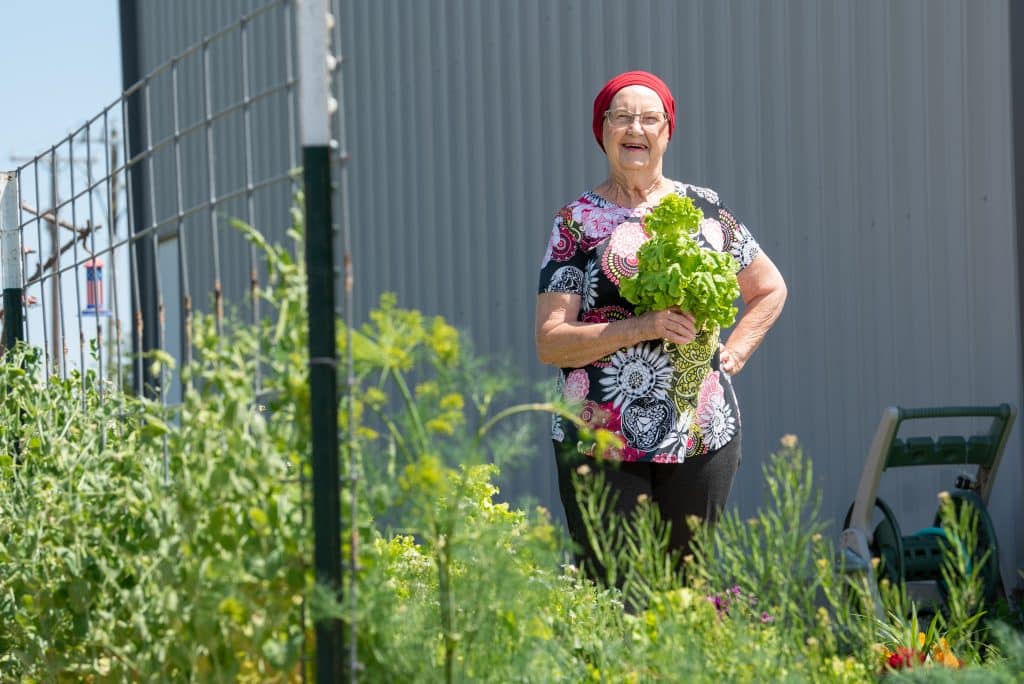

{"left": 554, "top": 434, "right": 741, "bottom": 581}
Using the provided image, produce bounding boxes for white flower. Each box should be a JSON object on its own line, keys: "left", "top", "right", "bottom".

{"left": 598, "top": 344, "right": 672, "bottom": 409}
{"left": 689, "top": 185, "right": 720, "bottom": 204}
{"left": 656, "top": 410, "right": 692, "bottom": 456}
{"left": 583, "top": 258, "right": 600, "bottom": 311}
{"left": 736, "top": 238, "right": 759, "bottom": 270}
{"left": 697, "top": 371, "right": 735, "bottom": 451}
{"left": 551, "top": 413, "right": 565, "bottom": 442}
{"left": 546, "top": 265, "right": 585, "bottom": 295}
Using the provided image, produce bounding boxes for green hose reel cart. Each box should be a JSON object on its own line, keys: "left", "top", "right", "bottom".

{"left": 838, "top": 404, "right": 1016, "bottom": 614}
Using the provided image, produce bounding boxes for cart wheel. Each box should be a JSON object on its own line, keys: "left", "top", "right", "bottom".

{"left": 932, "top": 490, "right": 1003, "bottom": 607}
{"left": 843, "top": 498, "right": 905, "bottom": 586}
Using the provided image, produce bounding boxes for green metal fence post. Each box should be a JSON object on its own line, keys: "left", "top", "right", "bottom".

{"left": 298, "top": 0, "right": 344, "bottom": 680}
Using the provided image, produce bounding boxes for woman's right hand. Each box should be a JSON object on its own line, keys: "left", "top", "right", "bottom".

{"left": 536, "top": 294, "right": 696, "bottom": 368}
{"left": 639, "top": 307, "right": 697, "bottom": 346}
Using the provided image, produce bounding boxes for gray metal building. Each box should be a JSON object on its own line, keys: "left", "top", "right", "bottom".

{"left": 121, "top": 1, "right": 1024, "bottom": 587}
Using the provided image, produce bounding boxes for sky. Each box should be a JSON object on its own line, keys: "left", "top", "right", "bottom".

{"left": 1, "top": 1, "right": 124, "bottom": 380}
{"left": 2, "top": 1, "right": 122, "bottom": 168}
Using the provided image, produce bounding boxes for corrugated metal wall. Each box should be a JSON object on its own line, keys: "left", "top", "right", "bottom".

{"left": 131, "top": 0, "right": 299, "bottom": 357}
{"left": 132, "top": 0, "right": 1023, "bottom": 584}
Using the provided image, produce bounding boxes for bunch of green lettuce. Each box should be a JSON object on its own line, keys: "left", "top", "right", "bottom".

{"left": 620, "top": 194, "right": 740, "bottom": 330}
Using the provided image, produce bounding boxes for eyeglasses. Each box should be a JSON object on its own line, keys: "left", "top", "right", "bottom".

{"left": 604, "top": 109, "right": 668, "bottom": 129}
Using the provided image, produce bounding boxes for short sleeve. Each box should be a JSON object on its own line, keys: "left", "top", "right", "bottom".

{"left": 690, "top": 185, "right": 761, "bottom": 272}
{"left": 717, "top": 205, "right": 760, "bottom": 271}
{"left": 538, "top": 207, "right": 589, "bottom": 296}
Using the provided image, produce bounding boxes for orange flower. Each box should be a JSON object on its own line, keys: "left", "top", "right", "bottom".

{"left": 936, "top": 650, "right": 962, "bottom": 669}
{"left": 929, "top": 637, "right": 962, "bottom": 669}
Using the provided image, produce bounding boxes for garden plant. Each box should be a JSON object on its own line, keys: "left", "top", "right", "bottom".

{"left": 0, "top": 202, "right": 1021, "bottom": 681}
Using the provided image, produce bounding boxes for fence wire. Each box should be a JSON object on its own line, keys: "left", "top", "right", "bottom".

{"left": 3, "top": 0, "right": 354, "bottom": 679}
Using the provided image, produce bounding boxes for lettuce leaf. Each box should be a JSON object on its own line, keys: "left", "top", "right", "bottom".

{"left": 619, "top": 194, "right": 740, "bottom": 330}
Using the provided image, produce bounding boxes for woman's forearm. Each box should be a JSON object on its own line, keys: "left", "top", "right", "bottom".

{"left": 536, "top": 316, "right": 647, "bottom": 368}
{"left": 722, "top": 287, "right": 786, "bottom": 372}
{"left": 536, "top": 294, "right": 699, "bottom": 368}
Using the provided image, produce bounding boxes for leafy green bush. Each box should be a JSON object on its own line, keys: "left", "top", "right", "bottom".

{"left": 0, "top": 329, "right": 307, "bottom": 680}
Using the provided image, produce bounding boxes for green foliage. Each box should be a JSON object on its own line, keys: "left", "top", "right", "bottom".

{"left": 619, "top": 193, "right": 740, "bottom": 329}
{"left": 935, "top": 492, "right": 991, "bottom": 658}
{"left": 0, "top": 320, "right": 308, "bottom": 679}
{"left": 0, "top": 207, "right": 312, "bottom": 682}
{"left": 2, "top": 201, "right": 1021, "bottom": 682}
{"left": 571, "top": 468, "right": 682, "bottom": 610}
{"left": 690, "top": 436, "right": 834, "bottom": 634}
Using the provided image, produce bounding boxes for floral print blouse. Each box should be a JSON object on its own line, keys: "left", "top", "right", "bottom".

{"left": 538, "top": 182, "right": 760, "bottom": 463}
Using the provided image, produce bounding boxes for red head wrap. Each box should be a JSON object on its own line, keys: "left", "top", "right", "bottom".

{"left": 592, "top": 70, "right": 676, "bottom": 151}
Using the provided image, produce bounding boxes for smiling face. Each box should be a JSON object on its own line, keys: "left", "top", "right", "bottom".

{"left": 602, "top": 85, "right": 671, "bottom": 176}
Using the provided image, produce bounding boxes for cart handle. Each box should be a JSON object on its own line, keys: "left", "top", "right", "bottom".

{"left": 898, "top": 405, "right": 1013, "bottom": 420}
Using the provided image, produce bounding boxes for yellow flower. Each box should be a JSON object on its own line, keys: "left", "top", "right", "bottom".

{"left": 363, "top": 387, "right": 388, "bottom": 408}
{"left": 780, "top": 434, "right": 799, "bottom": 449}
{"left": 425, "top": 417, "right": 455, "bottom": 435}
{"left": 871, "top": 643, "right": 892, "bottom": 659}
{"left": 439, "top": 393, "right": 464, "bottom": 411}
{"left": 829, "top": 656, "right": 861, "bottom": 676}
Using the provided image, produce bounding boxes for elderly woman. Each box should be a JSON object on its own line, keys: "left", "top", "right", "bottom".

{"left": 535, "top": 71, "right": 786, "bottom": 581}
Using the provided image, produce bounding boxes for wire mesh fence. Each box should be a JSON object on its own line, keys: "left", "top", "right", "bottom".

{"left": 8, "top": 0, "right": 304, "bottom": 401}
{"left": 1, "top": 0, "right": 353, "bottom": 679}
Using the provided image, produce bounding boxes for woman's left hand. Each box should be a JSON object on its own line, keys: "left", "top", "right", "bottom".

{"left": 719, "top": 345, "right": 744, "bottom": 375}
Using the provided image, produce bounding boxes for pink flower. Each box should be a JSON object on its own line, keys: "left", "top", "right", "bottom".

{"left": 616, "top": 444, "right": 644, "bottom": 462}
{"left": 700, "top": 217, "right": 724, "bottom": 251}
{"left": 581, "top": 305, "right": 632, "bottom": 325}
{"left": 602, "top": 221, "right": 648, "bottom": 285}
{"left": 578, "top": 400, "right": 601, "bottom": 425}
{"left": 651, "top": 452, "right": 685, "bottom": 463}
{"left": 547, "top": 223, "right": 578, "bottom": 262}
{"left": 563, "top": 369, "right": 589, "bottom": 401}
{"left": 577, "top": 202, "right": 626, "bottom": 243}
{"left": 575, "top": 401, "right": 645, "bottom": 461}
{"left": 697, "top": 371, "right": 726, "bottom": 417}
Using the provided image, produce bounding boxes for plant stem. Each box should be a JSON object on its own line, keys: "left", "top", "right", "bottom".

{"left": 473, "top": 401, "right": 586, "bottom": 448}
{"left": 389, "top": 367, "right": 430, "bottom": 454}
{"left": 363, "top": 403, "right": 414, "bottom": 464}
